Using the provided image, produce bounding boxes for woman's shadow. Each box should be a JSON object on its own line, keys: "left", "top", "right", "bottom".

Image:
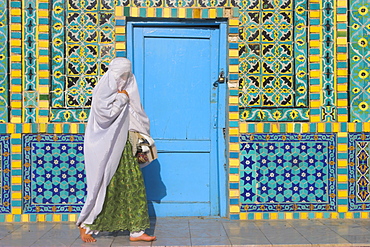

{"left": 142, "top": 159, "right": 167, "bottom": 235}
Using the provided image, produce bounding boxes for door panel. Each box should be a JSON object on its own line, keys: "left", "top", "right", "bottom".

{"left": 130, "top": 25, "right": 221, "bottom": 216}
{"left": 143, "top": 36, "right": 211, "bottom": 140}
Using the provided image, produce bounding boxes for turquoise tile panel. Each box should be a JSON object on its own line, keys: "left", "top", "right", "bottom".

{"left": 240, "top": 133, "right": 337, "bottom": 212}
{"left": 22, "top": 134, "right": 86, "bottom": 213}
{"left": 348, "top": 133, "right": 370, "bottom": 211}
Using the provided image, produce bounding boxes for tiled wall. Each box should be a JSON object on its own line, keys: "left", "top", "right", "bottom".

{"left": 0, "top": 0, "right": 369, "bottom": 222}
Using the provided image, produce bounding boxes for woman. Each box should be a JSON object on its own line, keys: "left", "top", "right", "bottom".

{"left": 77, "top": 58, "right": 156, "bottom": 242}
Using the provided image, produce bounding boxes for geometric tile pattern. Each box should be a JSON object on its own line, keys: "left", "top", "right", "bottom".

{"left": 116, "top": 0, "right": 229, "bottom": 7}
{"left": 336, "top": 1, "right": 349, "bottom": 122}
{"left": 50, "top": 0, "right": 115, "bottom": 122}
{"left": 321, "top": 0, "right": 336, "bottom": 121}
{"left": 349, "top": 0, "right": 370, "bottom": 122}
{"left": 9, "top": 0, "right": 22, "bottom": 123}
{"left": 35, "top": 0, "right": 51, "bottom": 124}
{"left": 23, "top": 0, "right": 37, "bottom": 123}
{"left": 0, "top": 1, "right": 8, "bottom": 122}
{"left": 348, "top": 133, "right": 370, "bottom": 210}
{"left": 23, "top": 134, "right": 86, "bottom": 213}
{"left": 0, "top": 134, "right": 11, "bottom": 213}
{"left": 238, "top": 0, "right": 309, "bottom": 121}
{"left": 240, "top": 133, "right": 337, "bottom": 212}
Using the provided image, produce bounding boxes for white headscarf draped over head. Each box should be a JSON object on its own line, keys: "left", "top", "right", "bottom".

{"left": 77, "top": 57, "right": 150, "bottom": 228}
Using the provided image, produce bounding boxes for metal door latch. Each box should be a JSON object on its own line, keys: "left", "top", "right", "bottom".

{"left": 213, "top": 71, "right": 227, "bottom": 87}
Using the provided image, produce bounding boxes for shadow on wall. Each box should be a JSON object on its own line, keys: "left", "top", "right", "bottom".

{"left": 142, "top": 159, "right": 167, "bottom": 218}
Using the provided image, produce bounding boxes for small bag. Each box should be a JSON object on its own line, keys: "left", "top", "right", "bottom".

{"left": 134, "top": 133, "right": 157, "bottom": 165}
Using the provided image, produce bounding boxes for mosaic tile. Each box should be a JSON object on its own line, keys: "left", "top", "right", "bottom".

{"left": 239, "top": 133, "right": 337, "bottom": 212}
{"left": 239, "top": 108, "right": 309, "bottom": 121}
{"left": 348, "top": 133, "right": 370, "bottom": 210}
{"left": 50, "top": 0, "right": 115, "bottom": 122}
{"left": 0, "top": 2, "right": 8, "bottom": 122}
{"left": 349, "top": 0, "right": 370, "bottom": 122}
{"left": 0, "top": 134, "right": 11, "bottom": 213}
{"left": 23, "top": 0, "right": 37, "bottom": 92}
{"left": 22, "top": 0, "right": 39, "bottom": 123}
{"left": 238, "top": 0, "right": 309, "bottom": 121}
{"left": 321, "top": 0, "right": 336, "bottom": 121}
{"left": 23, "top": 134, "right": 86, "bottom": 213}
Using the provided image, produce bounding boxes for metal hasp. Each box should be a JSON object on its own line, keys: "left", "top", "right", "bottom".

{"left": 213, "top": 70, "right": 227, "bottom": 87}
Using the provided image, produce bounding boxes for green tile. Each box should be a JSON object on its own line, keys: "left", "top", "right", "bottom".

{"left": 156, "top": 8, "right": 163, "bottom": 17}
{"left": 140, "top": 8, "right": 146, "bottom": 17}
{"left": 337, "top": 30, "right": 347, "bottom": 37}
{"left": 124, "top": 7, "right": 130, "bottom": 16}
{"left": 202, "top": 9, "right": 209, "bottom": 18}
{"left": 171, "top": 8, "right": 178, "bottom": 17}
{"left": 186, "top": 8, "right": 192, "bottom": 18}
{"left": 217, "top": 8, "right": 223, "bottom": 17}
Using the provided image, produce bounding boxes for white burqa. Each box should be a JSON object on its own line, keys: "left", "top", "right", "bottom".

{"left": 76, "top": 58, "right": 151, "bottom": 231}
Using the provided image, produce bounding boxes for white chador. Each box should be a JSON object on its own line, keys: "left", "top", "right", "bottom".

{"left": 77, "top": 58, "right": 151, "bottom": 234}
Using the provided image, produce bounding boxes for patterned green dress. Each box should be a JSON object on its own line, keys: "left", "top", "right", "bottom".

{"left": 86, "top": 141, "right": 150, "bottom": 232}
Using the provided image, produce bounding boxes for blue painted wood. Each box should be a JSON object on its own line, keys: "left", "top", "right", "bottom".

{"left": 128, "top": 22, "right": 226, "bottom": 217}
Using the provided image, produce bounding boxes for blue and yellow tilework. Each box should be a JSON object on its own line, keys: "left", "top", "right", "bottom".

{"left": 0, "top": 0, "right": 369, "bottom": 222}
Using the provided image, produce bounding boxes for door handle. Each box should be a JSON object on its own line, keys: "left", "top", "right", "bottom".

{"left": 213, "top": 71, "right": 227, "bottom": 87}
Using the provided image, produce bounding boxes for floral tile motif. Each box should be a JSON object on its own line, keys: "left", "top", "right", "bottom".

{"left": 0, "top": 134, "right": 11, "bottom": 213}
{"left": 239, "top": 133, "right": 337, "bottom": 212}
{"left": 348, "top": 133, "right": 370, "bottom": 210}
{"left": 349, "top": 0, "right": 370, "bottom": 122}
{"left": 50, "top": 0, "right": 115, "bottom": 122}
{"left": 238, "top": 0, "right": 308, "bottom": 121}
{"left": 23, "top": 134, "right": 86, "bottom": 213}
{"left": 0, "top": 1, "right": 8, "bottom": 122}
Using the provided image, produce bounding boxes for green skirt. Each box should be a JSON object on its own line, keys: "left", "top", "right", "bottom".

{"left": 86, "top": 141, "right": 150, "bottom": 232}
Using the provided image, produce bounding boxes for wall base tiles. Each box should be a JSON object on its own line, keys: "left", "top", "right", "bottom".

{"left": 22, "top": 134, "right": 86, "bottom": 214}
{"left": 239, "top": 133, "right": 336, "bottom": 213}
{"left": 348, "top": 133, "right": 370, "bottom": 211}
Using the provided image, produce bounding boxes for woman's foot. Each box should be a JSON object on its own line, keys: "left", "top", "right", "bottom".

{"left": 79, "top": 227, "right": 96, "bottom": 242}
{"left": 130, "top": 233, "right": 156, "bottom": 242}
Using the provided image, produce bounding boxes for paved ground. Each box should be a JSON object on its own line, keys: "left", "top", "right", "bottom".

{"left": 1, "top": 217, "right": 370, "bottom": 246}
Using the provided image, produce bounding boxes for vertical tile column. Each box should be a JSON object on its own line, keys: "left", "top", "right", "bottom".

{"left": 336, "top": 0, "right": 348, "bottom": 122}
{"left": 10, "top": 0, "right": 22, "bottom": 123}
{"left": 50, "top": 0, "right": 65, "bottom": 117}
{"left": 115, "top": 6, "right": 126, "bottom": 57}
{"left": 228, "top": 11, "right": 240, "bottom": 220}
{"left": 10, "top": 124, "right": 22, "bottom": 221}
{"left": 37, "top": 0, "right": 50, "bottom": 123}
{"left": 23, "top": 0, "right": 37, "bottom": 123}
{"left": 321, "top": 0, "right": 336, "bottom": 121}
{"left": 309, "top": 0, "right": 322, "bottom": 122}
{"left": 348, "top": 0, "right": 369, "bottom": 122}
{"left": 337, "top": 131, "right": 348, "bottom": 218}
{"left": 0, "top": 1, "right": 9, "bottom": 122}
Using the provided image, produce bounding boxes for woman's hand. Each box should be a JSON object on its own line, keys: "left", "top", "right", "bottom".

{"left": 118, "top": 89, "right": 129, "bottom": 98}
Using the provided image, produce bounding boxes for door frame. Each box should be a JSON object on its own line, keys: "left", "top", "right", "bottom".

{"left": 126, "top": 19, "right": 228, "bottom": 217}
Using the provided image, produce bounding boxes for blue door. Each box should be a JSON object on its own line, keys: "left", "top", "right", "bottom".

{"left": 127, "top": 22, "right": 226, "bottom": 217}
